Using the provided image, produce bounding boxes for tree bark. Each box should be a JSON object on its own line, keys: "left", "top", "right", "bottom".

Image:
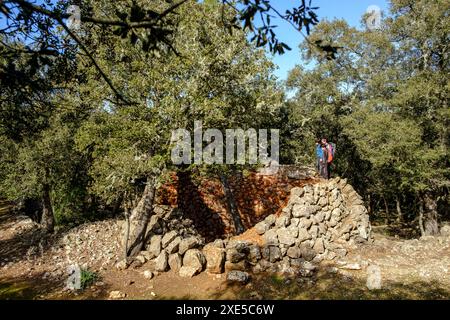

{"left": 395, "top": 195, "right": 402, "bottom": 223}
{"left": 123, "top": 176, "right": 157, "bottom": 259}
{"left": 220, "top": 174, "right": 245, "bottom": 235}
{"left": 382, "top": 195, "right": 389, "bottom": 224}
{"left": 41, "top": 183, "right": 54, "bottom": 233}
{"left": 420, "top": 192, "right": 440, "bottom": 236}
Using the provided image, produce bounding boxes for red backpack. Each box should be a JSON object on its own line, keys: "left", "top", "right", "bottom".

{"left": 327, "top": 143, "right": 335, "bottom": 163}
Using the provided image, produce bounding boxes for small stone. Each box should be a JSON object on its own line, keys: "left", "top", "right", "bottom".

{"left": 297, "top": 228, "right": 311, "bottom": 242}
{"left": 135, "top": 255, "right": 147, "bottom": 264}
{"left": 248, "top": 245, "right": 262, "bottom": 263}
{"left": 264, "top": 214, "right": 276, "bottom": 227}
{"left": 254, "top": 221, "right": 269, "bottom": 235}
{"left": 227, "top": 271, "right": 250, "bottom": 284}
{"left": 290, "top": 187, "right": 304, "bottom": 198}
{"left": 109, "top": 291, "right": 126, "bottom": 299}
{"left": 290, "top": 218, "right": 300, "bottom": 227}
{"left": 277, "top": 228, "right": 296, "bottom": 246}
{"left": 292, "top": 205, "right": 319, "bottom": 218}
{"left": 340, "top": 263, "right": 362, "bottom": 270}
{"left": 314, "top": 211, "right": 325, "bottom": 223}
{"left": 275, "top": 215, "right": 290, "bottom": 228}
{"left": 366, "top": 265, "right": 382, "bottom": 290}
{"left": 262, "top": 229, "right": 278, "bottom": 245}
{"left": 115, "top": 260, "right": 128, "bottom": 270}
{"left": 310, "top": 225, "right": 319, "bottom": 239}
{"left": 143, "top": 270, "right": 154, "bottom": 279}
{"left": 313, "top": 238, "right": 325, "bottom": 254}
{"left": 299, "top": 243, "right": 316, "bottom": 261}
{"left": 287, "top": 246, "right": 301, "bottom": 259}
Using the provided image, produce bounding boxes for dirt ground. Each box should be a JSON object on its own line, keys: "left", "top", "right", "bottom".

{"left": 1, "top": 202, "right": 449, "bottom": 300}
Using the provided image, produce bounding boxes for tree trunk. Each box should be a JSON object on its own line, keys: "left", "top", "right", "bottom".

{"left": 41, "top": 183, "right": 54, "bottom": 233}
{"left": 123, "top": 176, "right": 157, "bottom": 259}
{"left": 395, "top": 196, "right": 402, "bottom": 223}
{"left": 383, "top": 196, "right": 389, "bottom": 224}
{"left": 420, "top": 192, "right": 440, "bottom": 236}
{"left": 220, "top": 174, "right": 245, "bottom": 235}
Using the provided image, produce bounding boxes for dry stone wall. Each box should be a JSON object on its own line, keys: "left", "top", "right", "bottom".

{"left": 138, "top": 177, "right": 371, "bottom": 278}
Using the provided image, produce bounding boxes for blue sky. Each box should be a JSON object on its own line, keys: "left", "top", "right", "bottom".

{"left": 269, "top": 0, "right": 390, "bottom": 81}
{"left": 0, "top": 0, "right": 390, "bottom": 81}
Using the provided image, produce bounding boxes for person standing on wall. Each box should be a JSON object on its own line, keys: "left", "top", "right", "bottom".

{"left": 321, "top": 137, "right": 335, "bottom": 179}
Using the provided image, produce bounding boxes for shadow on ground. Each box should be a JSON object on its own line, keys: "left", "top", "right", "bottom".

{"left": 0, "top": 272, "right": 112, "bottom": 300}
{"left": 210, "top": 270, "right": 450, "bottom": 300}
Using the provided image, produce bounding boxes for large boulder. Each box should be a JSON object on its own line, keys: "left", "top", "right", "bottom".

{"left": 182, "top": 249, "right": 206, "bottom": 275}
{"left": 179, "top": 237, "right": 200, "bottom": 255}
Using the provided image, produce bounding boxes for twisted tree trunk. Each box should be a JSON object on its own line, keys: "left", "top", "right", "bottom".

{"left": 419, "top": 192, "right": 440, "bottom": 236}
{"left": 220, "top": 174, "right": 245, "bottom": 235}
{"left": 123, "top": 176, "right": 157, "bottom": 259}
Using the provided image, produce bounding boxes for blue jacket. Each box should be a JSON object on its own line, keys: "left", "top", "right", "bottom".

{"left": 316, "top": 144, "right": 323, "bottom": 159}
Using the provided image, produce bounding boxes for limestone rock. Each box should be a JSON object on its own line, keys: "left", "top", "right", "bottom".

{"left": 264, "top": 214, "right": 276, "bottom": 227}
{"left": 299, "top": 243, "right": 316, "bottom": 261}
{"left": 109, "top": 291, "right": 126, "bottom": 299}
{"left": 297, "top": 228, "right": 311, "bottom": 242}
{"left": 313, "top": 238, "right": 325, "bottom": 254}
{"left": 154, "top": 251, "right": 169, "bottom": 272}
{"left": 248, "top": 245, "right": 262, "bottom": 263}
{"left": 277, "top": 228, "right": 296, "bottom": 246}
{"left": 161, "top": 231, "right": 178, "bottom": 248}
{"left": 179, "top": 237, "right": 200, "bottom": 255}
{"left": 366, "top": 265, "right": 382, "bottom": 290}
{"left": 287, "top": 246, "right": 301, "bottom": 259}
{"left": 227, "top": 271, "right": 250, "bottom": 284}
{"left": 143, "top": 270, "right": 154, "bottom": 279}
{"left": 166, "top": 236, "right": 181, "bottom": 254}
{"left": 179, "top": 266, "right": 198, "bottom": 278}
{"left": 262, "top": 229, "right": 278, "bottom": 245}
{"left": 291, "top": 187, "right": 304, "bottom": 198}
{"left": 275, "top": 215, "right": 290, "bottom": 228}
{"left": 168, "top": 253, "right": 182, "bottom": 272}
{"left": 261, "top": 245, "right": 282, "bottom": 263}
{"left": 203, "top": 245, "right": 225, "bottom": 274}
{"left": 183, "top": 249, "right": 206, "bottom": 274}
{"left": 254, "top": 221, "right": 269, "bottom": 235}
{"left": 148, "top": 235, "right": 162, "bottom": 259}
{"left": 292, "top": 205, "right": 319, "bottom": 218}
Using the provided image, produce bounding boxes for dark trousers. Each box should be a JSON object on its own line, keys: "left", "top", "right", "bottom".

{"left": 319, "top": 161, "right": 328, "bottom": 179}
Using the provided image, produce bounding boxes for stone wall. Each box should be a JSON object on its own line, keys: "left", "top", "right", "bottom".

{"left": 138, "top": 177, "right": 372, "bottom": 278}
{"left": 156, "top": 170, "right": 317, "bottom": 241}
